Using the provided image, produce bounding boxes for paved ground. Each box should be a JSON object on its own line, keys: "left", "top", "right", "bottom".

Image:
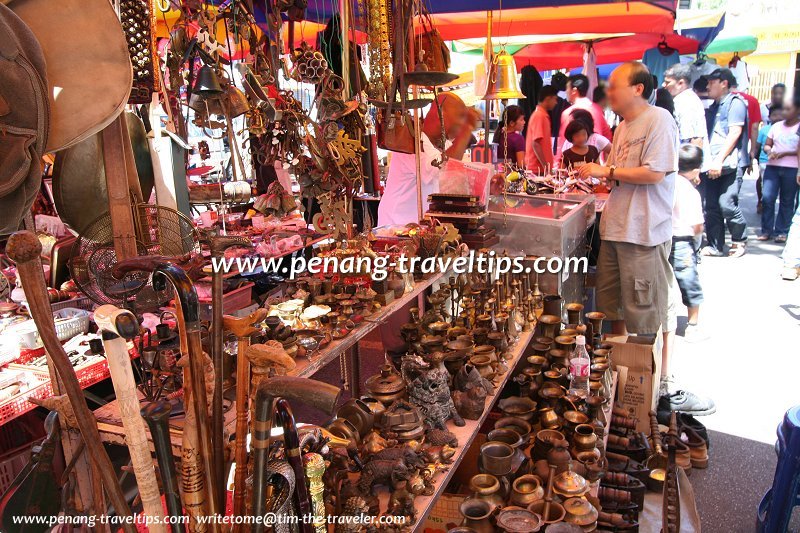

{"left": 668, "top": 172, "right": 799, "bottom": 532}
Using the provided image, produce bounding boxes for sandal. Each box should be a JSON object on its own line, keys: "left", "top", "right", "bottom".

{"left": 756, "top": 234, "right": 771, "bottom": 241}
{"left": 775, "top": 235, "right": 787, "bottom": 243}
{"left": 729, "top": 242, "right": 747, "bottom": 258}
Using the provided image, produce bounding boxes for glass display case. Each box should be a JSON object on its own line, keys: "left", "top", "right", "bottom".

{"left": 487, "top": 194, "right": 596, "bottom": 313}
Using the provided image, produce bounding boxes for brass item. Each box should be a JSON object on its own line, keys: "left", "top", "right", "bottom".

{"left": 538, "top": 314, "right": 561, "bottom": 340}
{"left": 482, "top": 49, "right": 525, "bottom": 100}
{"left": 469, "top": 474, "right": 504, "bottom": 510}
{"left": 552, "top": 470, "right": 590, "bottom": 497}
{"left": 364, "top": 365, "right": 406, "bottom": 405}
{"left": 510, "top": 474, "right": 545, "bottom": 507}
{"left": 495, "top": 508, "right": 543, "bottom": 533}
{"left": 563, "top": 497, "right": 599, "bottom": 527}
{"left": 565, "top": 303, "right": 584, "bottom": 325}
{"left": 497, "top": 396, "right": 537, "bottom": 422}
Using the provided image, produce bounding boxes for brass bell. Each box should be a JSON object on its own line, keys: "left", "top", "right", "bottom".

{"left": 483, "top": 49, "right": 526, "bottom": 100}
{"left": 193, "top": 64, "right": 224, "bottom": 98}
{"left": 223, "top": 85, "right": 251, "bottom": 118}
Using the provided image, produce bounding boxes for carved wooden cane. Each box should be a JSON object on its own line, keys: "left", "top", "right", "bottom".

{"left": 6, "top": 231, "right": 135, "bottom": 532}
{"left": 209, "top": 234, "right": 251, "bottom": 510}
{"left": 250, "top": 377, "right": 341, "bottom": 533}
{"left": 222, "top": 308, "right": 267, "bottom": 528}
{"left": 96, "top": 305, "right": 167, "bottom": 533}
{"left": 141, "top": 402, "right": 183, "bottom": 533}
{"left": 115, "top": 257, "right": 220, "bottom": 530}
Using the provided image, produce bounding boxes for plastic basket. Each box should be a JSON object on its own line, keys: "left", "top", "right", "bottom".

{"left": 0, "top": 449, "right": 29, "bottom": 495}
{"left": 51, "top": 296, "right": 92, "bottom": 312}
{"left": 0, "top": 381, "right": 48, "bottom": 427}
{"left": 12, "top": 357, "right": 110, "bottom": 397}
{"left": 52, "top": 308, "right": 90, "bottom": 342}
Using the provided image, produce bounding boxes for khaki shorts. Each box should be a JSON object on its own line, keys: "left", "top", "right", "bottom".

{"left": 596, "top": 240, "right": 672, "bottom": 335}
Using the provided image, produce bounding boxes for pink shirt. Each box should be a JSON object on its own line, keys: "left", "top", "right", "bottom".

{"left": 767, "top": 120, "right": 800, "bottom": 168}
{"left": 557, "top": 97, "right": 613, "bottom": 160}
{"left": 525, "top": 106, "right": 553, "bottom": 173}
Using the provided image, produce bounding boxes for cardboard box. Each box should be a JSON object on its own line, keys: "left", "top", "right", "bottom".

{"left": 422, "top": 493, "right": 466, "bottom": 533}
{"left": 606, "top": 328, "right": 662, "bottom": 435}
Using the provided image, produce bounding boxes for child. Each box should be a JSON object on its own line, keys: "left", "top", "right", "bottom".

{"left": 561, "top": 120, "right": 600, "bottom": 169}
{"left": 672, "top": 144, "right": 707, "bottom": 342}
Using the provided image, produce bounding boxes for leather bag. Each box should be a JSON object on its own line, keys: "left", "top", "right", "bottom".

{"left": 6, "top": 0, "right": 132, "bottom": 153}
{"left": 0, "top": 3, "right": 49, "bottom": 235}
{"left": 408, "top": 11, "right": 450, "bottom": 72}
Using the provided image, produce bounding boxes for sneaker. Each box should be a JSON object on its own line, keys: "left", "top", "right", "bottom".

{"left": 782, "top": 267, "right": 799, "bottom": 281}
{"left": 700, "top": 246, "right": 724, "bottom": 257}
{"left": 667, "top": 390, "right": 716, "bottom": 416}
{"left": 683, "top": 324, "right": 709, "bottom": 343}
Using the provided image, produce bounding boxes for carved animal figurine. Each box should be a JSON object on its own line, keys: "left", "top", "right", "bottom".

{"left": 246, "top": 341, "right": 296, "bottom": 376}
{"left": 360, "top": 431, "right": 396, "bottom": 457}
{"left": 388, "top": 480, "right": 417, "bottom": 525}
{"left": 356, "top": 459, "right": 415, "bottom": 496}
{"left": 370, "top": 446, "right": 425, "bottom": 470}
{"left": 334, "top": 495, "right": 372, "bottom": 533}
{"left": 422, "top": 444, "right": 457, "bottom": 465}
{"left": 452, "top": 382, "right": 487, "bottom": 420}
{"left": 425, "top": 427, "right": 459, "bottom": 448}
{"left": 400, "top": 352, "right": 430, "bottom": 385}
{"left": 407, "top": 369, "right": 464, "bottom": 429}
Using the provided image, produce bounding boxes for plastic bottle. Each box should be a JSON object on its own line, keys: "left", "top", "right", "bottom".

{"left": 568, "top": 335, "right": 591, "bottom": 398}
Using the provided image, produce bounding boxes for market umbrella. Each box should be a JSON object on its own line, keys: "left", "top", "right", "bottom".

{"left": 677, "top": 9, "right": 725, "bottom": 49}
{"left": 704, "top": 34, "right": 758, "bottom": 65}
{"left": 453, "top": 32, "right": 701, "bottom": 71}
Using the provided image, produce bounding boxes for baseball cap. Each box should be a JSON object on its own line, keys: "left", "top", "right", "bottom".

{"left": 707, "top": 68, "right": 738, "bottom": 88}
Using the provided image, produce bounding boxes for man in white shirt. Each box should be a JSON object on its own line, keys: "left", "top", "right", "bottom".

{"left": 578, "top": 62, "right": 677, "bottom": 336}
{"left": 378, "top": 93, "right": 477, "bottom": 226}
{"left": 663, "top": 63, "right": 709, "bottom": 172}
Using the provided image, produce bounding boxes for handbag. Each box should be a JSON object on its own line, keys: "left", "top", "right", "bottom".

{"left": 377, "top": 45, "right": 416, "bottom": 154}
{"left": 407, "top": 10, "right": 450, "bottom": 72}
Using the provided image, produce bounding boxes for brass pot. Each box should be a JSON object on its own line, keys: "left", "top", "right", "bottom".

{"left": 535, "top": 336, "right": 554, "bottom": 347}
{"left": 563, "top": 497, "right": 599, "bottom": 527}
{"left": 527, "top": 355, "right": 548, "bottom": 373}
{"left": 532, "top": 343, "right": 550, "bottom": 357}
{"left": 542, "top": 294, "right": 563, "bottom": 317}
{"left": 528, "top": 500, "right": 566, "bottom": 524}
{"left": 496, "top": 507, "right": 543, "bottom": 533}
{"left": 459, "top": 498, "right": 495, "bottom": 533}
{"left": 554, "top": 335, "right": 576, "bottom": 354}
{"left": 472, "top": 327, "right": 490, "bottom": 345}
{"left": 469, "top": 354, "right": 495, "bottom": 380}
{"left": 538, "top": 314, "right": 561, "bottom": 340}
{"left": 538, "top": 407, "right": 561, "bottom": 430}
{"left": 565, "top": 303, "right": 584, "bottom": 325}
{"left": 510, "top": 474, "right": 545, "bottom": 507}
{"left": 469, "top": 474, "right": 504, "bottom": 510}
{"left": 480, "top": 442, "right": 514, "bottom": 475}
{"left": 473, "top": 345, "right": 497, "bottom": 364}
{"left": 572, "top": 424, "right": 598, "bottom": 451}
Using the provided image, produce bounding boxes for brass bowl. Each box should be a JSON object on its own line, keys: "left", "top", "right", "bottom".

{"left": 563, "top": 410, "right": 590, "bottom": 426}
{"left": 494, "top": 417, "right": 532, "bottom": 442}
{"left": 527, "top": 355, "right": 548, "bottom": 373}
{"left": 497, "top": 396, "right": 537, "bottom": 422}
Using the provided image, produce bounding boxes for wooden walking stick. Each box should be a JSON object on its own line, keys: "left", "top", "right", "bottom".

{"left": 115, "top": 257, "right": 220, "bottom": 530}
{"left": 141, "top": 402, "right": 183, "bottom": 533}
{"left": 208, "top": 235, "right": 251, "bottom": 510}
{"left": 222, "top": 308, "right": 267, "bottom": 527}
{"left": 6, "top": 231, "right": 135, "bottom": 532}
{"left": 249, "top": 377, "right": 341, "bottom": 533}
{"left": 95, "top": 305, "right": 167, "bottom": 533}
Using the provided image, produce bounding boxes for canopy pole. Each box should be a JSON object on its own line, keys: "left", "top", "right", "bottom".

{"left": 483, "top": 10, "right": 493, "bottom": 163}
{"left": 407, "top": 0, "right": 424, "bottom": 222}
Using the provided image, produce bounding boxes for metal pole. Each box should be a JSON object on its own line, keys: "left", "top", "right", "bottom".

{"left": 483, "top": 11, "right": 493, "bottom": 163}
{"left": 407, "top": 0, "right": 424, "bottom": 222}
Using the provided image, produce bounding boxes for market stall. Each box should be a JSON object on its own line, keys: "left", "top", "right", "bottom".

{"left": 0, "top": 0, "right": 703, "bottom": 530}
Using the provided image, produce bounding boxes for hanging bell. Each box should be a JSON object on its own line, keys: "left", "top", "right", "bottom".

{"left": 223, "top": 85, "right": 251, "bottom": 118}
{"left": 193, "top": 64, "right": 224, "bottom": 98}
{"left": 482, "top": 50, "right": 526, "bottom": 101}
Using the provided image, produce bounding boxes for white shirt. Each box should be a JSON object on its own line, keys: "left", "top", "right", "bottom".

{"left": 561, "top": 133, "right": 611, "bottom": 162}
{"left": 672, "top": 174, "right": 704, "bottom": 237}
{"left": 378, "top": 134, "right": 441, "bottom": 226}
{"left": 673, "top": 89, "right": 710, "bottom": 172}
{"left": 600, "top": 106, "right": 678, "bottom": 247}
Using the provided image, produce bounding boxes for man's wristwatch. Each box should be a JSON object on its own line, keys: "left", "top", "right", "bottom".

{"left": 607, "top": 165, "right": 617, "bottom": 185}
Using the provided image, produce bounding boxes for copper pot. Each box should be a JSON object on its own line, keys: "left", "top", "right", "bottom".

{"left": 528, "top": 500, "right": 566, "bottom": 524}
{"left": 472, "top": 327, "right": 490, "bottom": 345}
{"left": 527, "top": 356, "right": 548, "bottom": 373}
{"left": 538, "top": 407, "right": 561, "bottom": 430}
{"left": 494, "top": 417, "right": 532, "bottom": 443}
{"left": 538, "top": 314, "right": 561, "bottom": 340}
{"left": 498, "top": 396, "right": 537, "bottom": 422}
{"left": 459, "top": 498, "right": 494, "bottom": 533}
{"left": 565, "top": 303, "right": 584, "bottom": 325}
{"left": 531, "top": 343, "right": 550, "bottom": 357}
{"left": 470, "top": 354, "right": 495, "bottom": 380}
{"left": 554, "top": 335, "right": 576, "bottom": 353}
